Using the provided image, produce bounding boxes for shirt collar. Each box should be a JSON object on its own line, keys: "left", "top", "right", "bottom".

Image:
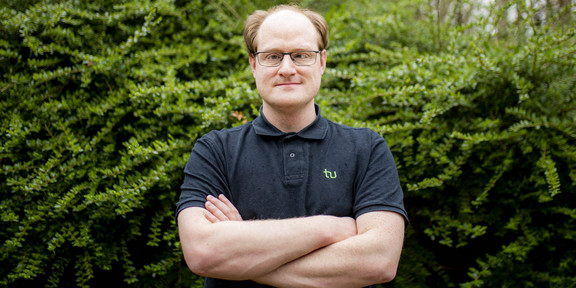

{"left": 252, "top": 104, "right": 328, "bottom": 140}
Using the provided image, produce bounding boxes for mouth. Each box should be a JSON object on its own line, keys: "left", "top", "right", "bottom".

{"left": 275, "top": 82, "right": 300, "bottom": 87}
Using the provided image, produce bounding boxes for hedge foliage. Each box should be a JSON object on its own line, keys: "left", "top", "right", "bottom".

{"left": 1, "top": 0, "right": 575, "bottom": 287}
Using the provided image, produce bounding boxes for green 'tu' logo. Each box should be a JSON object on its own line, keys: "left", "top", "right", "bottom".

{"left": 323, "top": 169, "right": 337, "bottom": 179}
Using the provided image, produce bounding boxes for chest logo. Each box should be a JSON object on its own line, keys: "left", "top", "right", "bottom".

{"left": 323, "top": 169, "right": 337, "bottom": 179}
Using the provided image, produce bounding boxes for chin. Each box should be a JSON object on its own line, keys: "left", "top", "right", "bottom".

{"left": 270, "top": 99, "right": 314, "bottom": 111}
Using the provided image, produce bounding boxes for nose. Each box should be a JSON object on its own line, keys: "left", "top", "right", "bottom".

{"left": 277, "top": 54, "right": 296, "bottom": 77}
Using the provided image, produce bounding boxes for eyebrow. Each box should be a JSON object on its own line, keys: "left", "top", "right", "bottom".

{"left": 256, "top": 47, "right": 319, "bottom": 52}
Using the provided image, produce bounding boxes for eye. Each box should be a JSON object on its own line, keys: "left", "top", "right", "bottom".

{"left": 264, "top": 53, "right": 282, "bottom": 60}
{"left": 292, "top": 52, "right": 311, "bottom": 59}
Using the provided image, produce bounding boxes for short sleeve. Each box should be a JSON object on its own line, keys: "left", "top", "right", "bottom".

{"left": 175, "top": 133, "right": 230, "bottom": 219}
{"left": 353, "top": 131, "right": 409, "bottom": 225}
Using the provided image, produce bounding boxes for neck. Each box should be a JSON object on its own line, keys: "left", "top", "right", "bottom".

{"left": 262, "top": 102, "right": 317, "bottom": 133}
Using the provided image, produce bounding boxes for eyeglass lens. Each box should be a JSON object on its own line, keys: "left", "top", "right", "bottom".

{"left": 256, "top": 51, "right": 318, "bottom": 66}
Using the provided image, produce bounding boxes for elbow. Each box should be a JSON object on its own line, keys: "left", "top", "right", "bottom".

{"left": 182, "top": 246, "right": 258, "bottom": 280}
{"left": 182, "top": 239, "right": 235, "bottom": 278}
{"left": 181, "top": 239, "right": 229, "bottom": 278}
{"left": 377, "top": 267, "right": 398, "bottom": 284}
{"left": 365, "top": 260, "right": 399, "bottom": 284}
{"left": 183, "top": 247, "right": 214, "bottom": 277}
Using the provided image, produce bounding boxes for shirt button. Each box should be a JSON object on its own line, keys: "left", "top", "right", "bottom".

{"left": 289, "top": 153, "right": 295, "bottom": 158}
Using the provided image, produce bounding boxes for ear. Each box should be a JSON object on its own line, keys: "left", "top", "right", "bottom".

{"left": 320, "top": 49, "right": 327, "bottom": 75}
{"left": 249, "top": 54, "right": 257, "bottom": 76}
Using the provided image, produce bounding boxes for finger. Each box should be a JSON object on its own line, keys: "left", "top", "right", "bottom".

{"left": 205, "top": 195, "right": 242, "bottom": 221}
{"left": 205, "top": 199, "right": 229, "bottom": 221}
{"left": 204, "top": 209, "right": 220, "bottom": 223}
{"left": 207, "top": 195, "right": 237, "bottom": 219}
{"left": 206, "top": 195, "right": 227, "bottom": 211}
{"left": 218, "top": 194, "right": 243, "bottom": 221}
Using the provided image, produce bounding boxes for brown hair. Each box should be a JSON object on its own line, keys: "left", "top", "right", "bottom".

{"left": 243, "top": 4, "right": 329, "bottom": 54}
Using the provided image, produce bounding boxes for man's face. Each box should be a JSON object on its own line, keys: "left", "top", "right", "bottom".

{"left": 249, "top": 10, "right": 327, "bottom": 113}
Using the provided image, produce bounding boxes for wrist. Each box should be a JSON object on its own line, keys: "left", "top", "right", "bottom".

{"left": 313, "top": 215, "right": 357, "bottom": 245}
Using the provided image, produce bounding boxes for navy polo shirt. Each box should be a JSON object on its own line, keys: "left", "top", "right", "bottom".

{"left": 176, "top": 105, "right": 408, "bottom": 287}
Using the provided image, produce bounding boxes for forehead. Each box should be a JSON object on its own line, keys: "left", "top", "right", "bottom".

{"left": 256, "top": 10, "right": 319, "bottom": 51}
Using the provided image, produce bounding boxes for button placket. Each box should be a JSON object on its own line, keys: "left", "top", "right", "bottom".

{"left": 283, "top": 138, "right": 304, "bottom": 182}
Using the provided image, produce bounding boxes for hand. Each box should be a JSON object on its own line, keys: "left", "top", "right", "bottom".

{"left": 204, "top": 194, "right": 243, "bottom": 223}
{"left": 326, "top": 216, "right": 357, "bottom": 243}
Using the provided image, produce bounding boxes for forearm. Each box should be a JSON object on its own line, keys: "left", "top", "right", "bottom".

{"left": 178, "top": 207, "right": 356, "bottom": 280}
{"left": 254, "top": 234, "right": 385, "bottom": 287}
{"left": 254, "top": 212, "right": 406, "bottom": 288}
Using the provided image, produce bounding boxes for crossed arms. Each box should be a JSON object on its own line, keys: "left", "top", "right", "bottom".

{"left": 177, "top": 194, "right": 405, "bottom": 288}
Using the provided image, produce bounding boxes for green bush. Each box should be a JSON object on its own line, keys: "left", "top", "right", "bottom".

{"left": 323, "top": 1, "right": 576, "bottom": 287}
{"left": 0, "top": 0, "right": 258, "bottom": 286}
{"left": 1, "top": 0, "right": 574, "bottom": 287}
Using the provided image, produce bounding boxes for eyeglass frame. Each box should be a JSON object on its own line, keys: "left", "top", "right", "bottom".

{"left": 252, "top": 50, "right": 322, "bottom": 67}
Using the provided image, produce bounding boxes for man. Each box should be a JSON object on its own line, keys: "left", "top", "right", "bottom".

{"left": 176, "top": 4, "right": 408, "bottom": 288}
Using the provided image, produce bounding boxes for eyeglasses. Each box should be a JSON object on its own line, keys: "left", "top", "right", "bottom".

{"left": 253, "top": 50, "right": 321, "bottom": 67}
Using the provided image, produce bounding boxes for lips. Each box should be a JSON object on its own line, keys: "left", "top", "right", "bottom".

{"left": 275, "top": 82, "right": 300, "bottom": 86}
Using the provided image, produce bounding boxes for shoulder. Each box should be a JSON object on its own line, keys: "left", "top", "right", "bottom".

{"left": 191, "top": 122, "right": 257, "bottom": 159}
{"left": 323, "top": 120, "right": 393, "bottom": 162}
{"left": 326, "top": 119, "right": 379, "bottom": 135}
{"left": 198, "top": 122, "right": 254, "bottom": 144}
{"left": 325, "top": 120, "right": 384, "bottom": 144}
